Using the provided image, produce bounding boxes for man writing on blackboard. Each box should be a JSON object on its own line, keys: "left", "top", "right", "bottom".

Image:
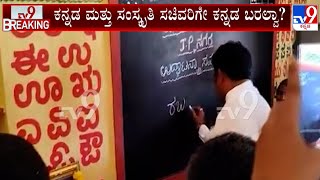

{"left": 190, "top": 41, "right": 271, "bottom": 142}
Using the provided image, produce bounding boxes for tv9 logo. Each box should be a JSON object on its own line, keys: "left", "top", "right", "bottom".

{"left": 292, "top": 5, "right": 318, "bottom": 31}
{"left": 2, "top": 5, "right": 44, "bottom": 32}
{"left": 10, "top": 5, "right": 43, "bottom": 20}
{"left": 216, "top": 89, "right": 259, "bottom": 120}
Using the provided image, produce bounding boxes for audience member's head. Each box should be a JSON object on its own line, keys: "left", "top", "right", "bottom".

{"left": 187, "top": 133, "right": 255, "bottom": 180}
{"left": 211, "top": 41, "right": 252, "bottom": 97}
{"left": 0, "top": 133, "right": 49, "bottom": 180}
{"left": 275, "top": 79, "right": 288, "bottom": 101}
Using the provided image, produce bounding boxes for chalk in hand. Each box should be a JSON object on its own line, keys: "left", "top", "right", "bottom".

{"left": 189, "top": 105, "right": 203, "bottom": 112}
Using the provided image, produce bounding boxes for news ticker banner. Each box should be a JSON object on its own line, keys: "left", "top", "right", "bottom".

{"left": 0, "top": 2, "right": 119, "bottom": 180}
{"left": 2, "top": 4, "right": 292, "bottom": 31}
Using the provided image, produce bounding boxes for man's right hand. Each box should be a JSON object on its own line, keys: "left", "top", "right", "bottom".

{"left": 189, "top": 106, "right": 205, "bottom": 129}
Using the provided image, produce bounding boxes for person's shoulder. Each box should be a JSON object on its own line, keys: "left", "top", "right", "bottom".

{"left": 253, "top": 94, "right": 271, "bottom": 122}
{"left": 257, "top": 94, "right": 271, "bottom": 110}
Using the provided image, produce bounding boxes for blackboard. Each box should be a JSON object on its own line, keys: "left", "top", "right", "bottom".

{"left": 120, "top": 0, "right": 273, "bottom": 179}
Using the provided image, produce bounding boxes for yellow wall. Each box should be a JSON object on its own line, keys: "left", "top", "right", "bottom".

{"left": 0, "top": 2, "right": 117, "bottom": 180}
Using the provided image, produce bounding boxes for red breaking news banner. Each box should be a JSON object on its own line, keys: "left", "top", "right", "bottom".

{"left": 2, "top": 4, "right": 291, "bottom": 31}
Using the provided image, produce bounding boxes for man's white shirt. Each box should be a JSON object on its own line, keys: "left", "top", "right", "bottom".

{"left": 198, "top": 80, "right": 271, "bottom": 142}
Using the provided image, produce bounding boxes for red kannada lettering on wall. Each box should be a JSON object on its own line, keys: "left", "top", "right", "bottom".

{"left": 49, "top": 142, "right": 75, "bottom": 169}
{"left": 47, "top": 106, "right": 71, "bottom": 140}
{"left": 11, "top": 43, "right": 49, "bottom": 75}
{"left": 285, "top": 44, "right": 292, "bottom": 58}
{"left": 84, "top": 31, "right": 96, "bottom": 40}
{"left": 275, "top": 61, "right": 281, "bottom": 78}
{"left": 9, "top": 32, "right": 98, "bottom": 169}
{"left": 14, "top": 76, "right": 63, "bottom": 108}
{"left": 79, "top": 131, "right": 103, "bottom": 166}
{"left": 11, "top": 31, "right": 96, "bottom": 40}
{"left": 58, "top": 42, "right": 91, "bottom": 68}
{"left": 16, "top": 118, "right": 41, "bottom": 144}
{"left": 280, "top": 43, "right": 286, "bottom": 59}
{"left": 72, "top": 64, "right": 103, "bottom": 166}
{"left": 282, "top": 57, "right": 289, "bottom": 78}
{"left": 275, "top": 43, "right": 280, "bottom": 60}
{"left": 70, "top": 65, "right": 101, "bottom": 97}
{"left": 285, "top": 32, "right": 291, "bottom": 42}
{"left": 76, "top": 95, "right": 102, "bottom": 167}
{"left": 77, "top": 104, "right": 99, "bottom": 133}
{"left": 281, "top": 32, "right": 285, "bottom": 42}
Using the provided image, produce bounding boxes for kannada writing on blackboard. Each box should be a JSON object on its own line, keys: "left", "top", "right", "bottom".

{"left": 160, "top": 31, "right": 214, "bottom": 84}
{"left": 179, "top": 33, "right": 213, "bottom": 57}
{"left": 160, "top": 55, "right": 213, "bottom": 84}
{"left": 167, "top": 96, "right": 186, "bottom": 116}
{"left": 162, "top": 31, "right": 186, "bottom": 39}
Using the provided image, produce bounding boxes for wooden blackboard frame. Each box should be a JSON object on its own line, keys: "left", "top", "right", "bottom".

{"left": 110, "top": 0, "right": 125, "bottom": 179}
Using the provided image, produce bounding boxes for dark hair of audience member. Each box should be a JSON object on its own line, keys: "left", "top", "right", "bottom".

{"left": 275, "top": 78, "right": 288, "bottom": 101}
{"left": 0, "top": 133, "right": 49, "bottom": 180}
{"left": 211, "top": 41, "right": 252, "bottom": 81}
{"left": 187, "top": 133, "right": 255, "bottom": 180}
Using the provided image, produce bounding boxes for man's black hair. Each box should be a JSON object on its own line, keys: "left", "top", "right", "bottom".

{"left": 187, "top": 133, "right": 255, "bottom": 180}
{"left": 211, "top": 41, "right": 252, "bottom": 81}
{"left": 0, "top": 133, "right": 49, "bottom": 180}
